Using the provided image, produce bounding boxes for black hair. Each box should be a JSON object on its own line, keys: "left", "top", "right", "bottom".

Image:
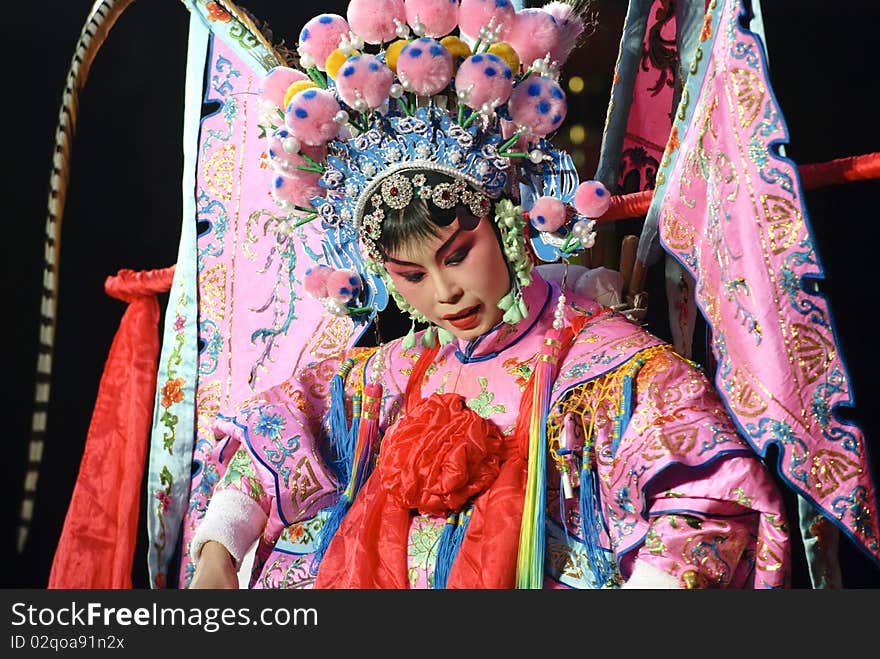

{"left": 375, "top": 171, "right": 495, "bottom": 258}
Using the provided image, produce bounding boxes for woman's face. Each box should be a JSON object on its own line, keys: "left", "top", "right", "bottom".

{"left": 384, "top": 215, "right": 511, "bottom": 341}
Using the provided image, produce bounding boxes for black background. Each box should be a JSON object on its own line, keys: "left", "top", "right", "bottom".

{"left": 4, "top": 1, "right": 879, "bottom": 588}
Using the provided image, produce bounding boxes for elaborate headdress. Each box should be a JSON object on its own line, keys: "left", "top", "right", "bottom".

{"left": 256, "top": 0, "right": 611, "bottom": 345}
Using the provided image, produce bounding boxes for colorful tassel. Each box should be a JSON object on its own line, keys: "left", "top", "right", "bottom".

{"left": 516, "top": 326, "right": 566, "bottom": 589}
{"left": 313, "top": 368, "right": 384, "bottom": 571}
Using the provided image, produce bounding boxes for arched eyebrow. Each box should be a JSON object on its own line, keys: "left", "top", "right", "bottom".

{"left": 384, "top": 228, "right": 463, "bottom": 267}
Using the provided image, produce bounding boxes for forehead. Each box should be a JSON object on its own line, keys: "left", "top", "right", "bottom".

{"left": 386, "top": 219, "right": 461, "bottom": 264}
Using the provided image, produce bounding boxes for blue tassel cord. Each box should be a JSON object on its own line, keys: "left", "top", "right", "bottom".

{"left": 433, "top": 505, "right": 473, "bottom": 589}
{"left": 578, "top": 443, "right": 614, "bottom": 587}
{"left": 324, "top": 357, "right": 357, "bottom": 484}
{"left": 313, "top": 357, "right": 383, "bottom": 573}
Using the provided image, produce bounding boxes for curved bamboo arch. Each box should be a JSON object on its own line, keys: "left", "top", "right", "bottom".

{"left": 18, "top": 0, "right": 137, "bottom": 555}
{"left": 19, "top": 0, "right": 287, "bottom": 559}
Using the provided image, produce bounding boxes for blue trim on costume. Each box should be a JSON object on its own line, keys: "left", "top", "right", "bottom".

{"left": 454, "top": 279, "right": 552, "bottom": 363}
{"left": 232, "top": 412, "right": 294, "bottom": 528}
{"left": 215, "top": 418, "right": 238, "bottom": 463}
{"left": 646, "top": 507, "right": 759, "bottom": 519}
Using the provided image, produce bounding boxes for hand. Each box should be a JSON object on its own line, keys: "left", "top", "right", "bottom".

{"left": 189, "top": 541, "right": 239, "bottom": 589}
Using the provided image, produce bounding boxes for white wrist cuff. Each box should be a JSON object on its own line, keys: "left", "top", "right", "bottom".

{"left": 189, "top": 489, "right": 268, "bottom": 567}
{"left": 621, "top": 559, "right": 682, "bottom": 589}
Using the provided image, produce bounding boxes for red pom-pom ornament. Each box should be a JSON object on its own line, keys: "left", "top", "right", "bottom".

{"left": 507, "top": 8, "right": 560, "bottom": 69}
{"left": 259, "top": 67, "right": 310, "bottom": 108}
{"left": 267, "top": 128, "right": 328, "bottom": 176}
{"left": 458, "top": 0, "right": 516, "bottom": 43}
{"left": 303, "top": 265, "right": 333, "bottom": 298}
{"left": 269, "top": 170, "right": 325, "bottom": 211}
{"left": 454, "top": 52, "right": 513, "bottom": 110}
{"left": 326, "top": 269, "right": 364, "bottom": 303}
{"left": 405, "top": 0, "right": 459, "bottom": 38}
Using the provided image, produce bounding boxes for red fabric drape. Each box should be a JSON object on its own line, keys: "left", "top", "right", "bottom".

{"left": 48, "top": 266, "right": 175, "bottom": 589}
{"left": 317, "top": 321, "right": 583, "bottom": 589}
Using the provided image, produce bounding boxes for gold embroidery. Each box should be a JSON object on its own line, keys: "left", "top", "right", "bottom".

{"left": 292, "top": 456, "right": 327, "bottom": 508}
{"left": 728, "top": 67, "right": 765, "bottom": 128}
{"left": 790, "top": 323, "right": 835, "bottom": 386}
{"left": 811, "top": 450, "right": 864, "bottom": 494}
{"left": 728, "top": 368, "right": 768, "bottom": 417}
{"left": 661, "top": 427, "right": 699, "bottom": 455}
{"left": 760, "top": 194, "right": 803, "bottom": 255}
{"left": 730, "top": 487, "right": 752, "bottom": 508}
{"left": 662, "top": 207, "right": 695, "bottom": 251}
{"left": 195, "top": 381, "right": 222, "bottom": 441}
{"left": 204, "top": 143, "right": 236, "bottom": 201}
{"left": 309, "top": 315, "right": 352, "bottom": 361}
{"left": 199, "top": 264, "right": 227, "bottom": 322}
{"left": 682, "top": 570, "right": 709, "bottom": 589}
{"left": 755, "top": 538, "right": 785, "bottom": 572}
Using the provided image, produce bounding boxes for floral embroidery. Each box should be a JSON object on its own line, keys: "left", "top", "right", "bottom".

{"left": 407, "top": 516, "right": 443, "bottom": 588}
{"left": 466, "top": 377, "right": 506, "bottom": 417}
{"left": 160, "top": 377, "right": 186, "bottom": 408}
{"left": 252, "top": 409, "right": 286, "bottom": 440}
{"left": 220, "top": 448, "right": 266, "bottom": 503}
{"left": 205, "top": 1, "right": 232, "bottom": 23}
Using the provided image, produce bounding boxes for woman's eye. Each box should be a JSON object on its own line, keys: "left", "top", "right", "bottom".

{"left": 402, "top": 272, "right": 424, "bottom": 283}
{"left": 445, "top": 249, "right": 468, "bottom": 266}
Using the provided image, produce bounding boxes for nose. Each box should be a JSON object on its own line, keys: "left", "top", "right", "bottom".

{"left": 434, "top": 272, "right": 463, "bottom": 305}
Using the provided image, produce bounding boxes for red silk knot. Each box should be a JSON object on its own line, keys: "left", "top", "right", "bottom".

{"left": 378, "top": 392, "right": 505, "bottom": 516}
{"left": 104, "top": 265, "right": 175, "bottom": 303}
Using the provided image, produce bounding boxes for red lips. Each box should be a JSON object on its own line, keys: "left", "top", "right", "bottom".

{"left": 443, "top": 305, "right": 481, "bottom": 330}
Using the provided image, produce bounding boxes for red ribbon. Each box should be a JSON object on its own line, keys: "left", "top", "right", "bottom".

{"left": 48, "top": 266, "right": 174, "bottom": 589}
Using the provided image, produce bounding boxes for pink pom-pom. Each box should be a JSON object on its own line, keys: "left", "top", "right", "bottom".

{"left": 335, "top": 54, "right": 394, "bottom": 110}
{"left": 303, "top": 265, "right": 333, "bottom": 298}
{"left": 298, "top": 14, "right": 350, "bottom": 71}
{"left": 529, "top": 196, "right": 567, "bottom": 232}
{"left": 507, "top": 9, "right": 560, "bottom": 68}
{"left": 542, "top": 1, "right": 585, "bottom": 63}
{"left": 405, "top": 0, "right": 459, "bottom": 38}
{"left": 285, "top": 88, "right": 341, "bottom": 145}
{"left": 454, "top": 52, "right": 513, "bottom": 109}
{"left": 326, "top": 269, "right": 363, "bottom": 303}
{"left": 458, "top": 0, "right": 516, "bottom": 42}
{"left": 347, "top": 0, "right": 406, "bottom": 44}
{"left": 267, "top": 129, "right": 327, "bottom": 176}
{"left": 269, "top": 170, "right": 326, "bottom": 211}
{"left": 259, "top": 67, "right": 310, "bottom": 107}
{"left": 573, "top": 180, "right": 612, "bottom": 218}
{"left": 507, "top": 75, "right": 567, "bottom": 138}
{"left": 397, "top": 37, "right": 453, "bottom": 96}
